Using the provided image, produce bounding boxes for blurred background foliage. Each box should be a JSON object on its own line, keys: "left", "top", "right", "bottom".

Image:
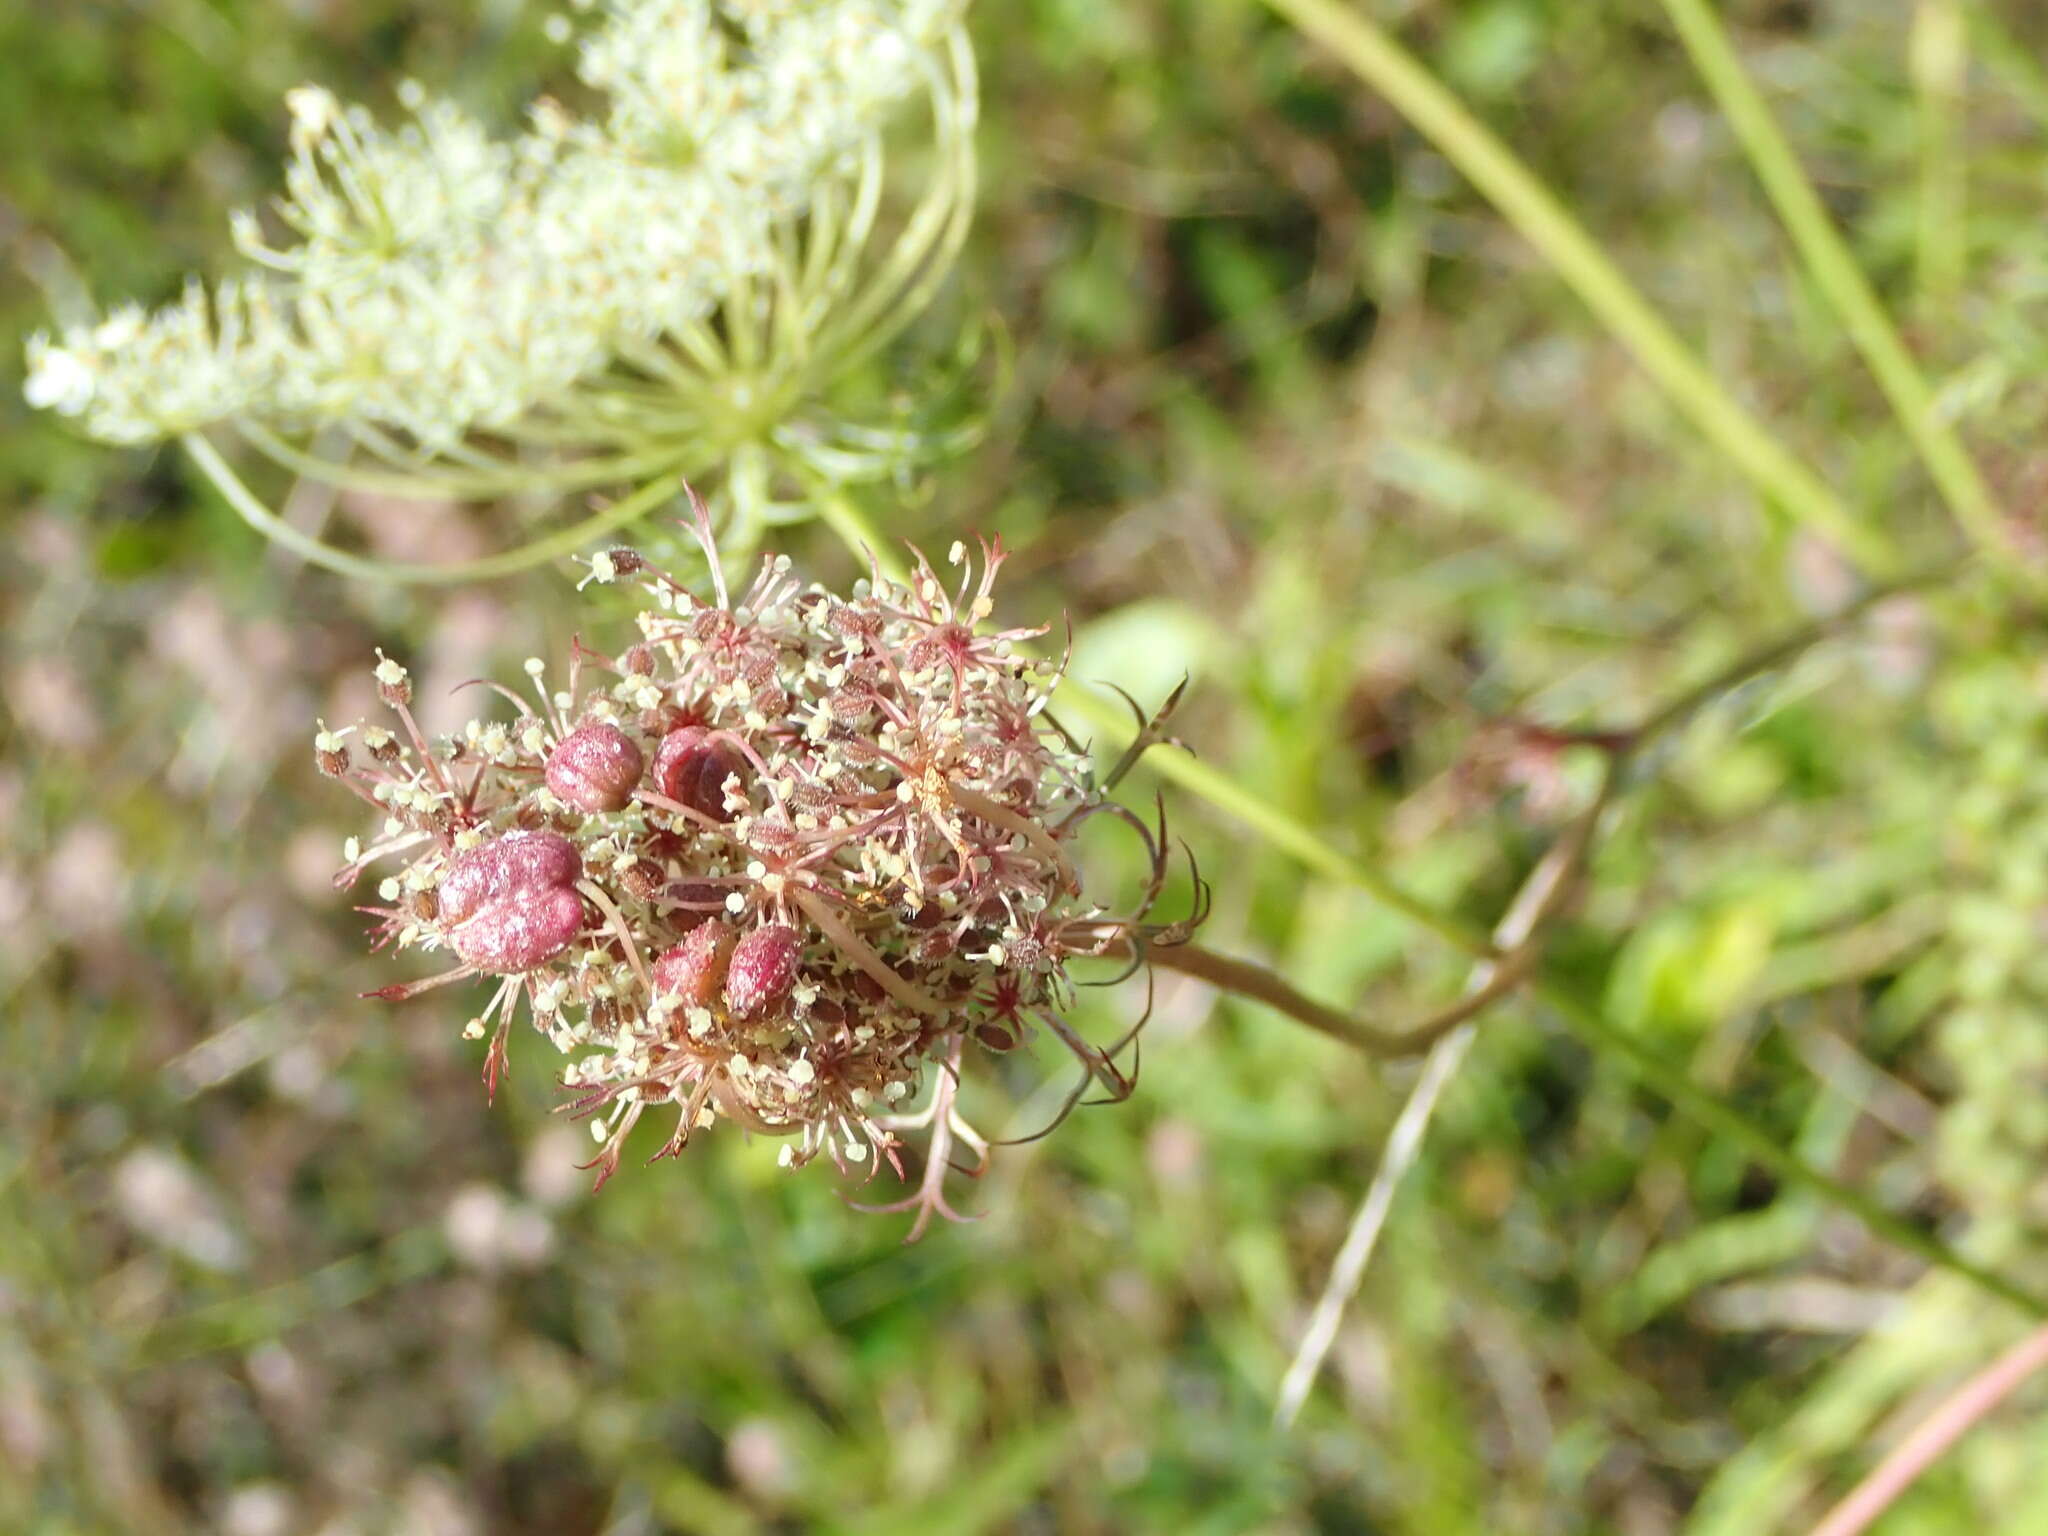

{"left": 9, "top": 0, "right": 2048, "bottom": 1531}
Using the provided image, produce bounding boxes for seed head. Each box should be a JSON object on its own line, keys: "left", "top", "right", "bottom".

{"left": 317, "top": 534, "right": 1197, "bottom": 1231}
{"left": 313, "top": 721, "right": 351, "bottom": 778}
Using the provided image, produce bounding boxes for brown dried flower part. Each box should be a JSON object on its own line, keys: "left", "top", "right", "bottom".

{"left": 317, "top": 532, "right": 1198, "bottom": 1236}
{"left": 313, "top": 722, "right": 351, "bottom": 779}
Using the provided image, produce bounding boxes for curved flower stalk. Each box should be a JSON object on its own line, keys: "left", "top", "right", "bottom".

{"left": 25, "top": 0, "right": 983, "bottom": 583}
{"left": 317, "top": 516, "right": 1195, "bottom": 1236}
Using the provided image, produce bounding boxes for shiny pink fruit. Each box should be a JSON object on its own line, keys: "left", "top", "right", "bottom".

{"left": 546, "top": 721, "right": 645, "bottom": 813}
{"left": 650, "top": 726, "right": 745, "bottom": 822}
{"left": 653, "top": 919, "right": 735, "bottom": 1010}
{"left": 725, "top": 924, "right": 801, "bottom": 1020}
{"left": 439, "top": 831, "right": 585, "bottom": 973}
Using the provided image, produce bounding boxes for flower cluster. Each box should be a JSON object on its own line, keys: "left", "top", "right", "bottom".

{"left": 25, "top": 0, "right": 960, "bottom": 450}
{"left": 317, "top": 532, "right": 1189, "bottom": 1232}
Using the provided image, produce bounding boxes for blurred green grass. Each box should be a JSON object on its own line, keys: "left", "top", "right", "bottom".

{"left": 11, "top": 1, "right": 2048, "bottom": 1531}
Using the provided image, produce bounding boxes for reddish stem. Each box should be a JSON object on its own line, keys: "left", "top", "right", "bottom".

{"left": 1809, "top": 1321, "right": 2048, "bottom": 1536}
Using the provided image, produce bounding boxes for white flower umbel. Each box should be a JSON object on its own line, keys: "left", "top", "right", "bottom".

{"left": 26, "top": 0, "right": 979, "bottom": 583}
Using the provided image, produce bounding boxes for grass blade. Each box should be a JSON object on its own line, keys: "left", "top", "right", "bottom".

{"left": 1656, "top": 0, "right": 2012, "bottom": 567}
{"left": 1538, "top": 978, "right": 2047, "bottom": 1319}
{"left": 1258, "top": 0, "right": 1896, "bottom": 572}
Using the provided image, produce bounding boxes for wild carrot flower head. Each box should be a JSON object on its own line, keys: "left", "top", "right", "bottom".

{"left": 317, "top": 522, "right": 1194, "bottom": 1233}
{"left": 27, "top": 0, "right": 981, "bottom": 575}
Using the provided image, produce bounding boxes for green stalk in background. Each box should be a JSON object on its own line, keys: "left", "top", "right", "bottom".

{"left": 1970, "top": 9, "right": 2048, "bottom": 131}
{"left": 183, "top": 434, "right": 699, "bottom": 586}
{"left": 1541, "top": 984, "right": 2046, "bottom": 1320}
{"left": 1657, "top": 0, "right": 2015, "bottom": 569}
{"left": 1257, "top": 0, "right": 1897, "bottom": 573}
{"left": 1912, "top": 0, "right": 1968, "bottom": 317}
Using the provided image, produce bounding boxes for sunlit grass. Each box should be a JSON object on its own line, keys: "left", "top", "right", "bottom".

{"left": 10, "top": 2, "right": 2048, "bottom": 1531}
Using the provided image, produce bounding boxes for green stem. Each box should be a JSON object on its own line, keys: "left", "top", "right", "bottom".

{"left": 1911, "top": 0, "right": 1968, "bottom": 317}
{"left": 182, "top": 432, "right": 692, "bottom": 584}
{"left": 1969, "top": 10, "right": 2048, "bottom": 133}
{"left": 812, "top": 482, "right": 910, "bottom": 585}
{"left": 1627, "top": 559, "right": 1962, "bottom": 744}
{"left": 1656, "top": 0, "right": 2011, "bottom": 568}
{"left": 1538, "top": 978, "right": 2046, "bottom": 1317}
{"left": 1146, "top": 931, "right": 1533, "bottom": 1055}
{"left": 236, "top": 419, "right": 689, "bottom": 502}
{"left": 1257, "top": 0, "right": 1896, "bottom": 573}
{"left": 1075, "top": 687, "right": 1489, "bottom": 955}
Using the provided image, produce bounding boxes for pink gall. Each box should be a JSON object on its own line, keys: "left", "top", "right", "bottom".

{"left": 650, "top": 725, "right": 745, "bottom": 822}
{"left": 725, "top": 923, "right": 802, "bottom": 1021}
{"left": 546, "top": 720, "right": 645, "bottom": 813}
{"left": 652, "top": 919, "right": 735, "bottom": 1010}
{"left": 438, "top": 831, "right": 586, "bottom": 973}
